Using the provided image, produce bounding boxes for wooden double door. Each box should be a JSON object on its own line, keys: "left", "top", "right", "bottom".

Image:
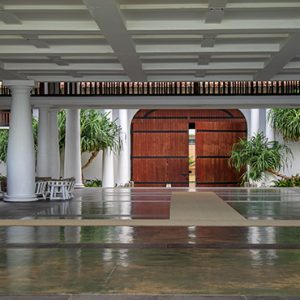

{"left": 131, "top": 109, "right": 247, "bottom": 187}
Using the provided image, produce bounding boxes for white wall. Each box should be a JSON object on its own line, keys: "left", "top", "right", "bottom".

{"left": 275, "top": 134, "right": 300, "bottom": 178}
{"left": 82, "top": 151, "right": 103, "bottom": 181}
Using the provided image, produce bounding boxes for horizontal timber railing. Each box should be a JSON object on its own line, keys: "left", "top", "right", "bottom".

{"left": 0, "top": 80, "right": 300, "bottom": 97}
{"left": 0, "top": 110, "right": 10, "bottom": 126}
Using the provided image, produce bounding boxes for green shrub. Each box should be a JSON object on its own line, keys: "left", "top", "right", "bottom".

{"left": 273, "top": 174, "right": 300, "bottom": 187}
{"left": 84, "top": 179, "right": 102, "bottom": 187}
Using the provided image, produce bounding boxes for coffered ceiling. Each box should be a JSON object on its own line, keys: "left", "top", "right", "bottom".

{"left": 0, "top": 0, "right": 300, "bottom": 82}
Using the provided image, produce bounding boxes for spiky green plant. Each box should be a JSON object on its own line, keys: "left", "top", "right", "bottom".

{"left": 268, "top": 108, "right": 300, "bottom": 141}
{"left": 58, "top": 109, "right": 121, "bottom": 171}
{"left": 229, "top": 132, "right": 293, "bottom": 183}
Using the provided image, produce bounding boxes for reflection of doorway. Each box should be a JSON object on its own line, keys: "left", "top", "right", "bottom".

{"left": 131, "top": 109, "right": 247, "bottom": 187}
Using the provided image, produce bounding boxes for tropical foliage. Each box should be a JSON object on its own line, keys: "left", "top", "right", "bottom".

{"left": 268, "top": 108, "right": 300, "bottom": 141}
{"left": 58, "top": 109, "right": 122, "bottom": 170}
{"left": 273, "top": 175, "right": 300, "bottom": 187}
{"left": 84, "top": 178, "right": 102, "bottom": 187}
{"left": 0, "top": 130, "right": 9, "bottom": 163}
{"left": 229, "top": 132, "right": 293, "bottom": 183}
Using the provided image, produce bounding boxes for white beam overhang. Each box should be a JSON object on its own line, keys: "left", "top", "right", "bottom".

{"left": 0, "top": 95, "right": 299, "bottom": 110}
{"left": 255, "top": 32, "right": 300, "bottom": 80}
{"left": 83, "top": 0, "right": 146, "bottom": 81}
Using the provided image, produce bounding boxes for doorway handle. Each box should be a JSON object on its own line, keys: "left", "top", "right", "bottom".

{"left": 181, "top": 172, "right": 191, "bottom": 177}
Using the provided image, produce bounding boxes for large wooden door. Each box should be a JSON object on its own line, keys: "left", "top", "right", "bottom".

{"left": 195, "top": 115, "right": 247, "bottom": 187}
{"left": 131, "top": 109, "right": 247, "bottom": 187}
{"left": 131, "top": 110, "right": 189, "bottom": 187}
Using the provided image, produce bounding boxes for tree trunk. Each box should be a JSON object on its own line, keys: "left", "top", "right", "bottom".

{"left": 267, "top": 169, "right": 290, "bottom": 180}
{"left": 82, "top": 151, "right": 99, "bottom": 170}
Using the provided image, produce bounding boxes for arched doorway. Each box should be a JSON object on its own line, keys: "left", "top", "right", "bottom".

{"left": 131, "top": 109, "right": 247, "bottom": 187}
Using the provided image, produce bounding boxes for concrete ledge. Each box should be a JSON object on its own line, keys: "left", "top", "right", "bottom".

{"left": 0, "top": 219, "right": 300, "bottom": 227}
{"left": 0, "top": 295, "right": 299, "bottom": 300}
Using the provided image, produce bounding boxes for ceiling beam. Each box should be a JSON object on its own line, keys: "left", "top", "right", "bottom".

{"left": 0, "top": 62, "right": 26, "bottom": 80}
{"left": 0, "top": 11, "right": 22, "bottom": 24}
{"left": 198, "top": 55, "right": 211, "bottom": 65}
{"left": 255, "top": 32, "right": 300, "bottom": 80}
{"left": 206, "top": 0, "right": 227, "bottom": 24}
{"left": 195, "top": 70, "right": 206, "bottom": 78}
{"left": 48, "top": 56, "right": 70, "bottom": 66}
{"left": 22, "top": 34, "right": 50, "bottom": 49}
{"left": 201, "top": 35, "right": 216, "bottom": 47}
{"left": 83, "top": 0, "right": 146, "bottom": 81}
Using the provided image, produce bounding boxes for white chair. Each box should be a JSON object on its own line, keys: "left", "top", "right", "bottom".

{"left": 35, "top": 181, "right": 48, "bottom": 199}
{"left": 48, "top": 180, "right": 70, "bottom": 200}
{"left": 67, "top": 178, "right": 75, "bottom": 199}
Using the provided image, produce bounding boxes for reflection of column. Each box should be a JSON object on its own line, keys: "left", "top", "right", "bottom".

{"left": 247, "top": 226, "right": 277, "bottom": 265}
{"left": 250, "top": 108, "right": 260, "bottom": 136}
{"left": 37, "top": 106, "right": 50, "bottom": 177}
{"left": 49, "top": 109, "right": 60, "bottom": 179}
{"left": 117, "top": 109, "right": 130, "bottom": 185}
{"left": 4, "top": 80, "right": 37, "bottom": 202}
{"left": 102, "top": 109, "right": 115, "bottom": 187}
{"left": 64, "top": 108, "right": 83, "bottom": 188}
{"left": 266, "top": 108, "right": 275, "bottom": 141}
{"left": 6, "top": 227, "right": 34, "bottom": 291}
{"left": 102, "top": 188, "right": 132, "bottom": 267}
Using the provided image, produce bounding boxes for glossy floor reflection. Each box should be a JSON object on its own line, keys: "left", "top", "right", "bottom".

{"left": 0, "top": 247, "right": 300, "bottom": 295}
{"left": 0, "top": 188, "right": 300, "bottom": 296}
{"left": 1, "top": 187, "right": 300, "bottom": 220}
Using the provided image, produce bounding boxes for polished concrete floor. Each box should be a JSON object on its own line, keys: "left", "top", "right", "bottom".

{"left": 0, "top": 187, "right": 300, "bottom": 298}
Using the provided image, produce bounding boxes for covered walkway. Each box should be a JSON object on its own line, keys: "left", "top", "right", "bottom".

{"left": 0, "top": 187, "right": 300, "bottom": 297}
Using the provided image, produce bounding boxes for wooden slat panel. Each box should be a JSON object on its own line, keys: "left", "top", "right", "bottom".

{"left": 195, "top": 119, "right": 246, "bottom": 187}
{"left": 132, "top": 119, "right": 187, "bottom": 131}
{"left": 196, "top": 120, "right": 247, "bottom": 131}
{"left": 196, "top": 157, "right": 240, "bottom": 182}
{"left": 132, "top": 159, "right": 168, "bottom": 183}
{"left": 196, "top": 132, "right": 246, "bottom": 156}
{"left": 136, "top": 109, "right": 245, "bottom": 119}
{"left": 167, "top": 158, "right": 189, "bottom": 183}
{"left": 132, "top": 133, "right": 188, "bottom": 156}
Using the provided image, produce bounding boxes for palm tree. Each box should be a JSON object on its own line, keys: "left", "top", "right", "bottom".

{"left": 229, "top": 132, "right": 293, "bottom": 183}
{"left": 268, "top": 108, "right": 300, "bottom": 141}
{"left": 58, "top": 109, "right": 121, "bottom": 171}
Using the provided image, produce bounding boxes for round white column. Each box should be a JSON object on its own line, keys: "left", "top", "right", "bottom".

{"left": 117, "top": 109, "right": 130, "bottom": 185}
{"left": 64, "top": 108, "right": 84, "bottom": 188}
{"left": 266, "top": 108, "right": 275, "bottom": 141}
{"left": 49, "top": 109, "right": 60, "bottom": 179}
{"left": 250, "top": 108, "right": 260, "bottom": 137}
{"left": 102, "top": 109, "right": 115, "bottom": 188}
{"left": 36, "top": 106, "right": 50, "bottom": 177}
{"left": 4, "top": 80, "right": 38, "bottom": 202}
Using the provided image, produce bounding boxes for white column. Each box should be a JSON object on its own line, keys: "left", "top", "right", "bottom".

{"left": 266, "top": 108, "right": 275, "bottom": 141}
{"left": 4, "top": 80, "right": 37, "bottom": 202}
{"left": 250, "top": 108, "right": 260, "bottom": 137}
{"left": 64, "top": 108, "right": 84, "bottom": 188}
{"left": 49, "top": 109, "right": 60, "bottom": 179}
{"left": 117, "top": 109, "right": 130, "bottom": 185}
{"left": 102, "top": 109, "right": 115, "bottom": 187}
{"left": 36, "top": 106, "right": 50, "bottom": 177}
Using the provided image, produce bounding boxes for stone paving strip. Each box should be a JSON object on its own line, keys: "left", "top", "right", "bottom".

{"left": 0, "top": 219, "right": 300, "bottom": 227}
{"left": 170, "top": 192, "right": 245, "bottom": 221}
{"left": 0, "top": 295, "right": 299, "bottom": 299}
